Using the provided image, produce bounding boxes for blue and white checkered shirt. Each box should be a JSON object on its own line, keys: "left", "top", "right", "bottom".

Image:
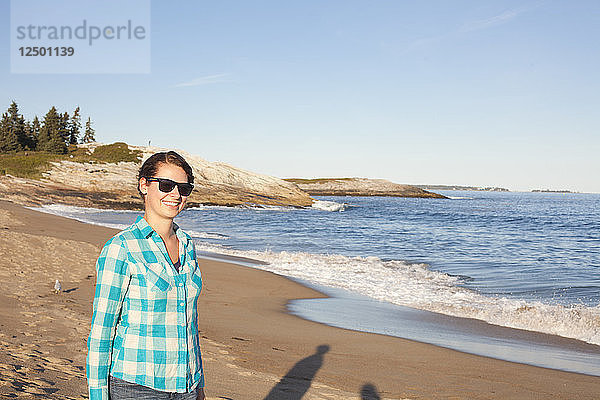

{"left": 86, "top": 216, "right": 204, "bottom": 400}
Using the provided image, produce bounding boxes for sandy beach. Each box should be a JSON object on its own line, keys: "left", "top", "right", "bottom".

{"left": 0, "top": 200, "right": 599, "bottom": 399}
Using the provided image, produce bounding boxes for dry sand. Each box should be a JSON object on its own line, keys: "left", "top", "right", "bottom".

{"left": 0, "top": 200, "right": 599, "bottom": 399}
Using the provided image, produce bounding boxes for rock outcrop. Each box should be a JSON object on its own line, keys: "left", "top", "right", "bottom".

{"left": 285, "top": 178, "right": 446, "bottom": 199}
{"left": 0, "top": 144, "right": 313, "bottom": 209}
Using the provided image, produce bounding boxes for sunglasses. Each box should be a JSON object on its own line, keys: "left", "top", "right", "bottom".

{"left": 144, "top": 177, "right": 194, "bottom": 196}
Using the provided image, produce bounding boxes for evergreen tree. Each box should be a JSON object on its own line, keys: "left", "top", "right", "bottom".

{"left": 82, "top": 117, "right": 96, "bottom": 143}
{"left": 40, "top": 107, "right": 67, "bottom": 154}
{"left": 24, "top": 120, "right": 32, "bottom": 149}
{"left": 0, "top": 103, "right": 95, "bottom": 153}
{"left": 69, "top": 107, "right": 81, "bottom": 145}
{"left": 29, "top": 116, "right": 41, "bottom": 150}
{"left": 36, "top": 116, "right": 50, "bottom": 151}
{"left": 60, "top": 111, "right": 70, "bottom": 145}
{"left": 4, "top": 101, "right": 27, "bottom": 151}
{"left": 0, "top": 112, "right": 20, "bottom": 152}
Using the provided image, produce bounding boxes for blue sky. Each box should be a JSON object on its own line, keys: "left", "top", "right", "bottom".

{"left": 2, "top": 1, "right": 599, "bottom": 192}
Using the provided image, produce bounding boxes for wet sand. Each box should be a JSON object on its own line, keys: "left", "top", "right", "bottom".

{"left": 0, "top": 200, "right": 599, "bottom": 399}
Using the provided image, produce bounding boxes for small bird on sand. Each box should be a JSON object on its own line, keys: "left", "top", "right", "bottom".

{"left": 53, "top": 279, "right": 62, "bottom": 294}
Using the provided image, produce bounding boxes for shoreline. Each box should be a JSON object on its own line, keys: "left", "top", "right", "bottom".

{"left": 197, "top": 250, "right": 600, "bottom": 377}
{"left": 28, "top": 202, "right": 600, "bottom": 356}
{"left": 287, "top": 279, "right": 600, "bottom": 377}
{"left": 1, "top": 200, "right": 599, "bottom": 399}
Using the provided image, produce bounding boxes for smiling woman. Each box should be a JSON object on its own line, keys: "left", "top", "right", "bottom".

{"left": 86, "top": 151, "right": 206, "bottom": 400}
{"left": 138, "top": 152, "right": 194, "bottom": 223}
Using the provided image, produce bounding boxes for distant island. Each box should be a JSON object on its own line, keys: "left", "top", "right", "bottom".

{"left": 531, "top": 189, "right": 575, "bottom": 193}
{"left": 284, "top": 178, "right": 447, "bottom": 199}
{"left": 416, "top": 185, "right": 509, "bottom": 192}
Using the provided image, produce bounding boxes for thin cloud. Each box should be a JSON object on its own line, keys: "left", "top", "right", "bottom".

{"left": 460, "top": 4, "right": 538, "bottom": 33}
{"left": 403, "top": 33, "right": 448, "bottom": 53}
{"left": 401, "top": 3, "right": 542, "bottom": 53}
{"left": 171, "top": 74, "right": 230, "bottom": 88}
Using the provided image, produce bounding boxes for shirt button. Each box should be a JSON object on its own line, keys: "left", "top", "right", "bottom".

{"left": 178, "top": 283, "right": 183, "bottom": 287}
{"left": 180, "top": 302, "right": 185, "bottom": 307}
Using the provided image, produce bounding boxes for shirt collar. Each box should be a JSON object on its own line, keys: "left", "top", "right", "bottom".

{"left": 134, "top": 215, "right": 154, "bottom": 238}
{"left": 134, "top": 215, "right": 190, "bottom": 245}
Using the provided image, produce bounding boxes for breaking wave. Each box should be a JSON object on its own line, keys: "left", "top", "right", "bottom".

{"left": 195, "top": 242, "right": 600, "bottom": 346}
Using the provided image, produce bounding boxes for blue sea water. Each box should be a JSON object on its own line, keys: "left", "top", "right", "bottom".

{"left": 33, "top": 190, "right": 600, "bottom": 374}
{"left": 192, "top": 191, "right": 600, "bottom": 306}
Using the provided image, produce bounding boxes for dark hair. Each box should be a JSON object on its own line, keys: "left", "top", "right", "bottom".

{"left": 137, "top": 151, "right": 194, "bottom": 198}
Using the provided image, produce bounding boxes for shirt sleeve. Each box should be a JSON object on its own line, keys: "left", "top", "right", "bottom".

{"left": 86, "top": 237, "right": 130, "bottom": 400}
{"left": 190, "top": 239, "right": 205, "bottom": 389}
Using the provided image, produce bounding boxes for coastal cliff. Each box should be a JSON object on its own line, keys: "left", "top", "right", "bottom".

{"left": 0, "top": 143, "right": 313, "bottom": 209}
{"left": 284, "top": 178, "right": 447, "bottom": 199}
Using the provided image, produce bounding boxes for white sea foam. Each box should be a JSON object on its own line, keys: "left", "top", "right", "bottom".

{"left": 32, "top": 204, "right": 229, "bottom": 239}
{"left": 28, "top": 204, "right": 134, "bottom": 230}
{"left": 311, "top": 200, "right": 348, "bottom": 212}
{"left": 194, "top": 242, "right": 600, "bottom": 346}
{"left": 190, "top": 199, "right": 349, "bottom": 212}
{"left": 187, "top": 204, "right": 294, "bottom": 212}
{"left": 31, "top": 203, "right": 134, "bottom": 215}
{"left": 185, "top": 229, "right": 229, "bottom": 240}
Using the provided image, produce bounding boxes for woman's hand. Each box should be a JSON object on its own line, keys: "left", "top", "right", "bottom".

{"left": 197, "top": 387, "right": 206, "bottom": 400}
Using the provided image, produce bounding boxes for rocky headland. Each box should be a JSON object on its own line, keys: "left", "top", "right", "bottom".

{"left": 0, "top": 143, "right": 447, "bottom": 210}
{"left": 284, "top": 178, "right": 447, "bottom": 199}
{"left": 0, "top": 143, "right": 313, "bottom": 209}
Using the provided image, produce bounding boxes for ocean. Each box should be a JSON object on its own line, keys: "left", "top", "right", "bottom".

{"left": 33, "top": 190, "right": 600, "bottom": 375}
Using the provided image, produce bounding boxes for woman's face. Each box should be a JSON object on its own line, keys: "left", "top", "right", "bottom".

{"left": 139, "top": 163, "right": 189, "bottom": 221}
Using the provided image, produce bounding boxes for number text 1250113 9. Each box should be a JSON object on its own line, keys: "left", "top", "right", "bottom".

{"left": 19, "top": 47, "right": 75, "bottom": 56}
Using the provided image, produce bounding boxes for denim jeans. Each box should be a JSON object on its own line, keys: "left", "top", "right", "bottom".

{"left": 109, "top": 376, "right": 198, "bottom": 400}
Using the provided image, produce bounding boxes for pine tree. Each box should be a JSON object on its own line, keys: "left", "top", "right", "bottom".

{"left": 60, "top": 111, "right": 70, "bottom": 145}
{"left": 0, "top": 113, "right": 8, "bottom": 151}
{"left": 69, "top": 107, "right": 81, "bottom": 145}
{"left": 40, "top": 107, "right": 67, "bottom": 154}
{"left": 0, "top": 112, "right": 20, "bottom": 152}
{"left": 24, "top": 121, "right": 32, "bottom": 149}
{"left": 5, "top": 101, "right": 27, "bottom": 151}
{"left": 82, "top": 117, "right": 96, "bottom": 143}
{"left": 29, "top": 116, "right": 41, "bottom": 150}
{"left": 36, "top": 116, "right": 50, "bottom": 151}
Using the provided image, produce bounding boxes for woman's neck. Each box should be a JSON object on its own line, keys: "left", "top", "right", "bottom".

{"left": 143, "top": 213, "right": 175, "bottom": 240}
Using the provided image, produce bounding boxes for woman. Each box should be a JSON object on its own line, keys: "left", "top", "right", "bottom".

{"left": 87, "top": 151, "right": 206, "bottom": 400}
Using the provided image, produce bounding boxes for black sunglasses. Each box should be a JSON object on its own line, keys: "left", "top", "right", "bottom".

{"left": 144, "top": 177, "right": 194, "bottom": 196}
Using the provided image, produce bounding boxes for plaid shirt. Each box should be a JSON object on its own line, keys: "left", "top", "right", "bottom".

{"left": 86, "top": 216, "right": 204, "bottom": 400}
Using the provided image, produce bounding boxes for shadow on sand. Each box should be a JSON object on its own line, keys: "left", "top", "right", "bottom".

{"left": 263, "top": 344, "right": 329, "bottom": 400}
{"left": 361, "top": 383, "right": 382, "bottom": 400}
